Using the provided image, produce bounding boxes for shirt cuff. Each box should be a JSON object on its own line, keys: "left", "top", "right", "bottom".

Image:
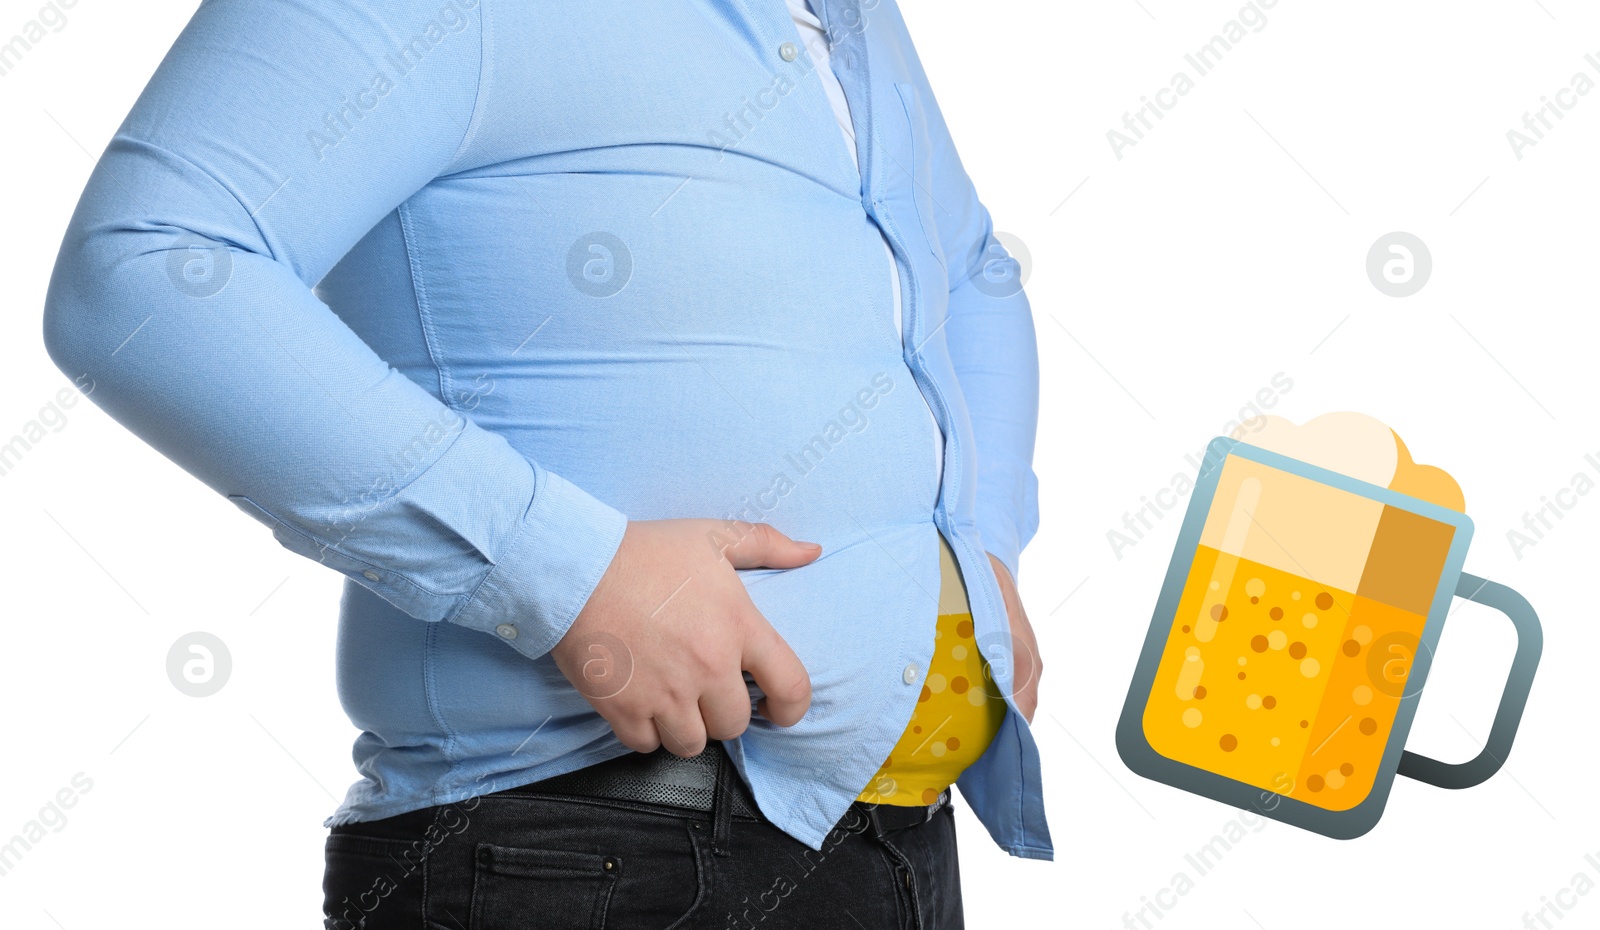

{"left": 448, "top": 467, "right": 630, "bottom": 660}
{"left": 974, "top": 460, "right": 1039, "bottom": 586}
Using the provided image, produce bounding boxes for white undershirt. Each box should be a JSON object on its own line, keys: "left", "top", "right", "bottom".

{"left": 788, "top": 0, "right": 944, "bottom": 488}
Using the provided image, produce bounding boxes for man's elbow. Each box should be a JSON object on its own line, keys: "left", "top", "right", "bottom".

{"left": 41, "top": 239, "right": 100, "bottom": 382}
{"left": 41, "top": 222, "right": 193, "bottom": 381}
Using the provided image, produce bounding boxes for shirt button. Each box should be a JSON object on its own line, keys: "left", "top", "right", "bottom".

{"left": 496, "top": 623, "right": 518, "bottom": 640}
{"left": 902, "top": 664, "right": 918, "bottom": 685}
{"left": 362, "top": 570, "right": 381, "bottom": 582}
{"left": 778, "top": 41, "right": 798, "bottom": 62}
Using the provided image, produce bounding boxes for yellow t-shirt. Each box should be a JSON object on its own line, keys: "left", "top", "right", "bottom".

{"left": 856, "top": 529, "right": 1008, "bottom": 806}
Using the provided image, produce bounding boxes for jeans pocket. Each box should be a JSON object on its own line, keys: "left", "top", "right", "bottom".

{"left": 323, "top": 834, "right": 428, "bottom": 930}
{"left": 470, "top": 844, "right": 619, "bottom": 930}
{"left": 462, "top": 795, "right": 710, "bottom": 930}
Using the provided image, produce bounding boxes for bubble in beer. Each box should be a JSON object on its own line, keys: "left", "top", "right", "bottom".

{"left": 1183, "top": 708, "right": 1203, "bottom": 728}
{"left": 1307, "top": 774, "right": 1325, "bottom": 792}
{"left": 1316, "top": 592, "right": 1334, "bottom": 610}
{"left": 1359, "top": 717, "right": 1378, "bottom": 735}
{"left": 1220, "top": 734, "right": 1238, "bottom": 752}
{"left": 1291, "top": 591, "right": 1302, "bottom": 601}
{"left": 1300, "top": 658, "right": 1321, "bottom": 677}
{"left": 1289, "top": 642, "right": 1307, "bottom": 660}
{"left": 1325, "top": 769, "right": 1346, "bottom": 790}
{"left": 1251, "top": 635, "right": 1269, "bottom": 653}
{"left": 1269, "top": 607, "right": 1283, "bottom": 621}
{"left": 1352, "top": 685, "right": 1373, "bottom": 706}
{"left": 1194, "top": 686, "right": 1207, "bottom": 699}
{"left": 1262, "top": 695, "right": 1277, "bottom": 709}
{"left": 1271, "top": 737, "right": 1281, "bottom": 747}
{"left": 1300, "top": 720, "right": 1309, "bottom": 728}
{"left": 1246, "top": 694, "right": 1262, "bottom": 710}
{"left": 1246, "top": 579, "right": 1266, "bottom": 598}
{"left": 1340, "top": 762, "right": 1355, "bottom": 776}
{"left": 1238, "top": 672, "right": 1247, "bottom": 680}
{"left": 1182, "top": 625, "right": 1191, "bottom": 633}
{"left": 1267, "top": 630, "right": 1287, "bottom": 650}
{"left": 1353, "top": 625, "right": 1373, "bottom": 645}
{"left": 1211, "top": 604, "right": 1228, "bottom": 621}
{"left": 1177, "top": 650, "right": 1204, "bottom": 701}
{"left": 1238, "top": 657, "right": 1247, "bottom": 665}
{"left": 1302, "top": 613, "right": 1318, "bottom": 629}
{"left": 950, "top": 676, "right": 969, "bottom": 695}
{"left": 1343, "top": 639, "right": 1362, "bottom": 657}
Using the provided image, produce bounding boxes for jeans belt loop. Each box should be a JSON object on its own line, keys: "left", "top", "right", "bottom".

{"left": 711, "top": 746, "right": 735, "bottom": 857}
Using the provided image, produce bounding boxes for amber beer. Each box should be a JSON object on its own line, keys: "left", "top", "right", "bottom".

{"left": 1119, "top": 421, "right": 1541, "bottom": 837}
{"left": 1139, "top": 447, "right": 1457, "bottom": 811}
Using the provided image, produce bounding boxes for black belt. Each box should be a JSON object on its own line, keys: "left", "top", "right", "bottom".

{"left": 521, "top": 741, "right": 760, "bottom": 819}
{"left": 510, "top": 741, "right": 949, "bottom": 842}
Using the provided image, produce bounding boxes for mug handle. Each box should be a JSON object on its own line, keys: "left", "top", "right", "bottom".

{"left": 1397, "top": 572, "right": 1543, "bottom": 790}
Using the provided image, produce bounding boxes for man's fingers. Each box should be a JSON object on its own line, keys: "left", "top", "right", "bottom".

{"left": 699, "top": 677, "right": 755, "bottom": 741}
{"left": 608, "top": 714, "right": 662, "bottom": 754}
{"left": 715, "top": 521, "right": 823, "bottom": 570}
{"left": 742, "top": 612, "right": 812, "bottom": 727}
{"left": 652, "top": 707, "right": 708, "bottom": 758}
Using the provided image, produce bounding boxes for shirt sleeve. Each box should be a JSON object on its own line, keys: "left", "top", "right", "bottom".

{"left": 40, "top": 0, "right": 629, "bottom": 661}
{"left": 898, "top": 43, "right": 1042, "bottom": 586}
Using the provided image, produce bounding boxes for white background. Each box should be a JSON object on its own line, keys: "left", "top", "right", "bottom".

{"left": 1, "top": 1, "right": 1595, "bottom": 928}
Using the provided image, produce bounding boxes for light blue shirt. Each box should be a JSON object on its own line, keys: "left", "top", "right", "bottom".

{"left": 42, "top": 0, "right": 1051, "bottom": 859}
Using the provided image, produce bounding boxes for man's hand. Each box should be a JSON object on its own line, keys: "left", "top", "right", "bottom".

{"left": 551, "top": 519, "right": 819, "bottom": 758}
{"left": 987, "top": 553, "right": 1041, "bottom": 724}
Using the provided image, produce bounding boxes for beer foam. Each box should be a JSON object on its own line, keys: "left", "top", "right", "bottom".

{"left": 1229, "top": 413, "right": 1464, "bottom": 512}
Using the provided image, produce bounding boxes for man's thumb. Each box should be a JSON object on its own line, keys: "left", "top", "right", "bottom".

{"left": 719, "top": 521, "right": 823, "bottom": 569}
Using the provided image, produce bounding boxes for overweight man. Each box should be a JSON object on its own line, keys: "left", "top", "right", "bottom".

{"left": 43, "top": 0, "right": 1052, "bottom": 925}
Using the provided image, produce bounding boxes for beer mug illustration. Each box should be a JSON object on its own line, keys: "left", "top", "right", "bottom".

{"left": 1116, "top": 413, "right": 1542, "bottom": 838}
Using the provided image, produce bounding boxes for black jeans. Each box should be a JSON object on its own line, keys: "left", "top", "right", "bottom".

{"left": 322, "top": 753, "right": 964, "bottom": 929}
